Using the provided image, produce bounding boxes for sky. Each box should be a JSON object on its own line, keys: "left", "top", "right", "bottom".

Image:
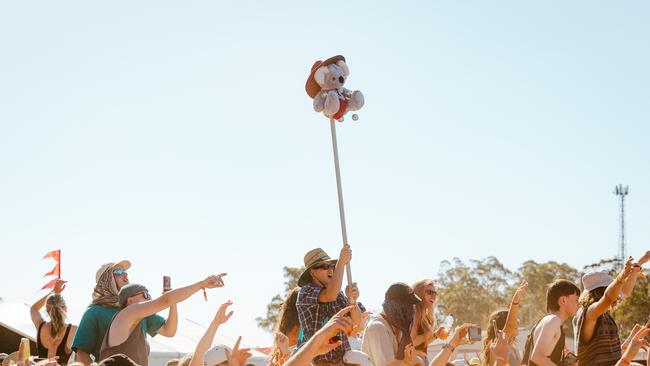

{"left": 1, "top": 1, "right": 649, "bottom": 347}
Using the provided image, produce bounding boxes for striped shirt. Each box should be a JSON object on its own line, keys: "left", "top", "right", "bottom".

{"left": 574, "top": 307, "right": 621, "bottom": 366}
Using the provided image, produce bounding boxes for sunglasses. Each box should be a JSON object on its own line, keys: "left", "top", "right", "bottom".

{"left": 140, "top": 290, "right": 151, "bottom": 300}
{"left": 113, "top": 268, "right": 128, "bottom": 276}
{"left": 425, "top": 289, "right": 438, "bottom": 296}
{"left": 313, "top": 263, "right": 336, "bottom": 271}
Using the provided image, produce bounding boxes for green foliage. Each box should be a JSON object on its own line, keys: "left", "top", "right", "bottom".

{"left": 256, "top": 266, "right": 304, "bottom": 332}
{"left": 436, "top": 257, "right": 513, "bottom": 327}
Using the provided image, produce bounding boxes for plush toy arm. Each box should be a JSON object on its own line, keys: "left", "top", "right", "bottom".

{"left": 340, "top": 87, "right": 353, "bottom": 99}
{"left": 313, "top": 93, "right": 326, "bottom": 112}
{"left": 323, "top": 90, "right": 340, "bottom": 117}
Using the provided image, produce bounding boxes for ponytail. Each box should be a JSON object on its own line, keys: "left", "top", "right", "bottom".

{"left": 45, "top": 294, "right": 67, "bottom": 338}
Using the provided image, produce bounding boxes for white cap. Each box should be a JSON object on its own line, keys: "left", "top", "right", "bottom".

{"left": 204, "top": 345, "right": 231, "bottom": 366}
{"left": 582, "top": 270, "right": 613, "bottom": 292}
{"left": 343, "top": 350, "right": 372, "bottom": 366}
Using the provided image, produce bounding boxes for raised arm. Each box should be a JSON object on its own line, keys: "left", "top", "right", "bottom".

{"left": 30, "top": 280, "right": 66, "bottom": 329}
{"left": 188, "top": 301, "right": 234, "bottom": 366}
{"left": 157, "top": 304, "right": 178, "bottom": 337}
{"left": 429, "top": 323, "right": 473, "bottom": 366}
{"left": 121, "top": 274, "right": 226, "bottom": 323}
{"left": 504, "top": 281, "right": 527, "bottom": 342}
{"left": 318, "top": 245, "right": 351, "bottom": 302}
{"left": 586, "top": 258, "right": 633, "bottom": 321}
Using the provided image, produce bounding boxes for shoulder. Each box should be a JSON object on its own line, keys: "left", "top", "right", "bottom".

{"left": 537, "top": 315, "right": 562, "bottom": 335}
{"left": 365, "top": 316, "right": 390, "bottom": 334}
{"left": 297, "top": 285, "right": 322, "bottom": 303}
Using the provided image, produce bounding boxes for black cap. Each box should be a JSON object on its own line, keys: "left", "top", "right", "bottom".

{"left": 385, "top": 282, "right": 421, "bottom": 304}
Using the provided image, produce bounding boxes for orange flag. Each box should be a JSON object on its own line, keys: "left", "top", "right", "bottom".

{"left": 44, "top": 263, "right": 60, "bottom": 277}
{"left": 42, "top": 249, "right": 61, "bottom": 262}
{"left": 41, "top": 278, "right": 58, "bottom": 290}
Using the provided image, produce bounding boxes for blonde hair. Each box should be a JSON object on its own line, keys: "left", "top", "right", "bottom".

{"left": 45, "top": 294, "right": 67, "bottom": 338}
{"left": 411, "top": 279, "right": 436, "bottom": 333}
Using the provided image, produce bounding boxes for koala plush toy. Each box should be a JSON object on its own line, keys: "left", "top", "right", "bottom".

{"left": 305, "top": 55, "right": 364, "bottom": 121}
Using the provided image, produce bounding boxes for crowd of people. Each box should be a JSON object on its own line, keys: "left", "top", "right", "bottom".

{"left": 3, "top": 246, "right": 650, "bottom": 366}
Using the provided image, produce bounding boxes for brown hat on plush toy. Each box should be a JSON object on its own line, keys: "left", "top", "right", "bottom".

{"left": 305, "top": 55, "right": 345, "bottom": 99}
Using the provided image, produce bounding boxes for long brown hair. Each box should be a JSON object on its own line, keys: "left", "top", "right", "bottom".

{"left": 411, "top": 279, "right": 436, "bottom": 334}
{"left": 269, "top": 287, "right": 301, "bottom": 366}
{"left": 45, "top": 294, "right": 67, "bottom": 338}
{"left": 481, "top": 309, "right": 508, "bottom": 366}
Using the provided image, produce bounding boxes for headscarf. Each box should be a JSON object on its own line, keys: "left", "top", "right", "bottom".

{"left": 382, "top": 299, "right": 415, "bottom": 360}
{"left": 91, "top": 265, "right": 120, "bottom": 307}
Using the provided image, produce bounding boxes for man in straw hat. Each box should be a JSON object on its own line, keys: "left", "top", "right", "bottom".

{"left": 296, "top": 245, "right": 364, "bottom": 366}
{"left": 73, "top": 260, "right": 179, "bottom": 365}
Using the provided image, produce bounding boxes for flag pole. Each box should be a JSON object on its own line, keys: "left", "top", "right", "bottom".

{"left": 329, "top": 118, "right": 352, "bottom": 284}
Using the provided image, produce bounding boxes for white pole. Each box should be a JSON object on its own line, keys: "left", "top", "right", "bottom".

{"left": 329, "top": 118, "right": 352, "bottom": 284}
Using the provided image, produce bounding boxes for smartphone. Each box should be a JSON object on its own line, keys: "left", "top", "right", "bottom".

{"left": 468, "top": 325, "right": 481, "bottom": 342}
{"left": 163, "top": 276, "right": 171, "bottom": 292}
{"left": 492, "top": 319, "right": 499, "bottom": 336}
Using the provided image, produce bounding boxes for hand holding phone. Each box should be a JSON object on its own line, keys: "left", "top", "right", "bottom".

{"left": 163, "top": 276, "right": 171, "bottom": 292}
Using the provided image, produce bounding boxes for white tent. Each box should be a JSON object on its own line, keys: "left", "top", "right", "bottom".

{"left": 0, "top": 299, "right": 268, "bottom": 366}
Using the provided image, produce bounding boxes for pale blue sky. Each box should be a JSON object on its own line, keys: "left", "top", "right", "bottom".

{"left": 1, "top": 1, "right": 649, "bottom": 346}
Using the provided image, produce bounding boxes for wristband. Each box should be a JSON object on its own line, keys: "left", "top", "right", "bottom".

{"left": 620, "top": 359, "right": 630, "bottom": 366}
{"left": 443, "top": 343, "right": 455, "bottom": 352}
{"left": 511, "top": 301, "right": 519, "bottom": 305}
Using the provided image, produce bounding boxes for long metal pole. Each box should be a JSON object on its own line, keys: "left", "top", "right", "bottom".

{"left": 329, "top": 118, "right": 352, "bottom": 284}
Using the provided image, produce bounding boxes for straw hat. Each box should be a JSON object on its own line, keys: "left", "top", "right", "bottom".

{"left": 297, "top": 248, "right": 338, "bottom": 286}
{"left": 305, "top": 55, "right": 345, "bottom": 99}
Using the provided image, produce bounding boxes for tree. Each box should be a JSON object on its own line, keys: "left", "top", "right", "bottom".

{"left": 256, "top": 266, "right": 304, "bottom": 332}
{"left": 436, "top": 257, "right": 513, "bottom": 327}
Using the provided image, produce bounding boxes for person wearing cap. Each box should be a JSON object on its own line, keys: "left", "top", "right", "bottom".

{"left": 72, "top": 261, "right": 177, "bottom": 366}
{"left": 295, "top": 245, "right": 364, "bottom": 366}
{"left": 99, "top": 274, "right": 227, "bottom": 366}
{"left": 362, "top": 283, "right": 475, "bottom": 366}
{"left": 574, "top": 256, "right": 642, "bottom": 366}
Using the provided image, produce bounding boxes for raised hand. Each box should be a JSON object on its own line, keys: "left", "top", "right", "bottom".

{"left": 227, "top": 336, "right": 252, "bottom": 366}
{"left": 275, "top": 332, "right": 290, "bottom": 356}
{"left": 213, "top": 300, "right": 234, "bottom": 325}
{"left": 512, "top": 281, "right": 528, "bottom": 304}
{"left": 345, "top": 282, "right": 359, "bottom": 303}
{"left": 450, "top": 323, "right": 475, "bottom": 347}
{"left": 338, "top": 244, "right": 352, "bottom": 266}
{"left": 203, "top": 273, "right": 228, "bottom": 289}
{"left": 53, "top": 279, "right": 67, "bottom": 294}
{"left": 638, "top": 251, "right": 650, "bottom": 266}
{"left": 313, "top": 305, "right": 357, "bottom": 355}
{"left": 490, "top": 330, "right": 510, "bottom": 361}
{"left": 621, "top": 324, "right": 650, "bottom": 363}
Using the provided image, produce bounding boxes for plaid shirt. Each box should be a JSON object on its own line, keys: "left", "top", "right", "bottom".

{"left": 296, "top": 284, "right": 365, "bottom": 363}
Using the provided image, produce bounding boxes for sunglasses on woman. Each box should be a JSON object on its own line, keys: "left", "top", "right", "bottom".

{"left": 313, "top": 263, "right": 336, "bottom": 271}
{"left": 113, "top": 268, "right": 128, "bottom": 276}
{"left": 425, "top": 289, "right": 438, "bottom": 296}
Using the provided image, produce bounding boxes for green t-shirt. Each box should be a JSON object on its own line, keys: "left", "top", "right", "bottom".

{"left": 72, "top": 304, "right": 165, "bottom": 360}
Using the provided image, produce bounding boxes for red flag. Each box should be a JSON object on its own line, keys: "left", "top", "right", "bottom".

{"left": 44, "top": 263, "right": 60, "bottom": 278}
{"left": 42, "top": 249, "right": 61, "bottom": 262}
{"left": 41, "top": 278, "right": 58, "bottom": 290}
